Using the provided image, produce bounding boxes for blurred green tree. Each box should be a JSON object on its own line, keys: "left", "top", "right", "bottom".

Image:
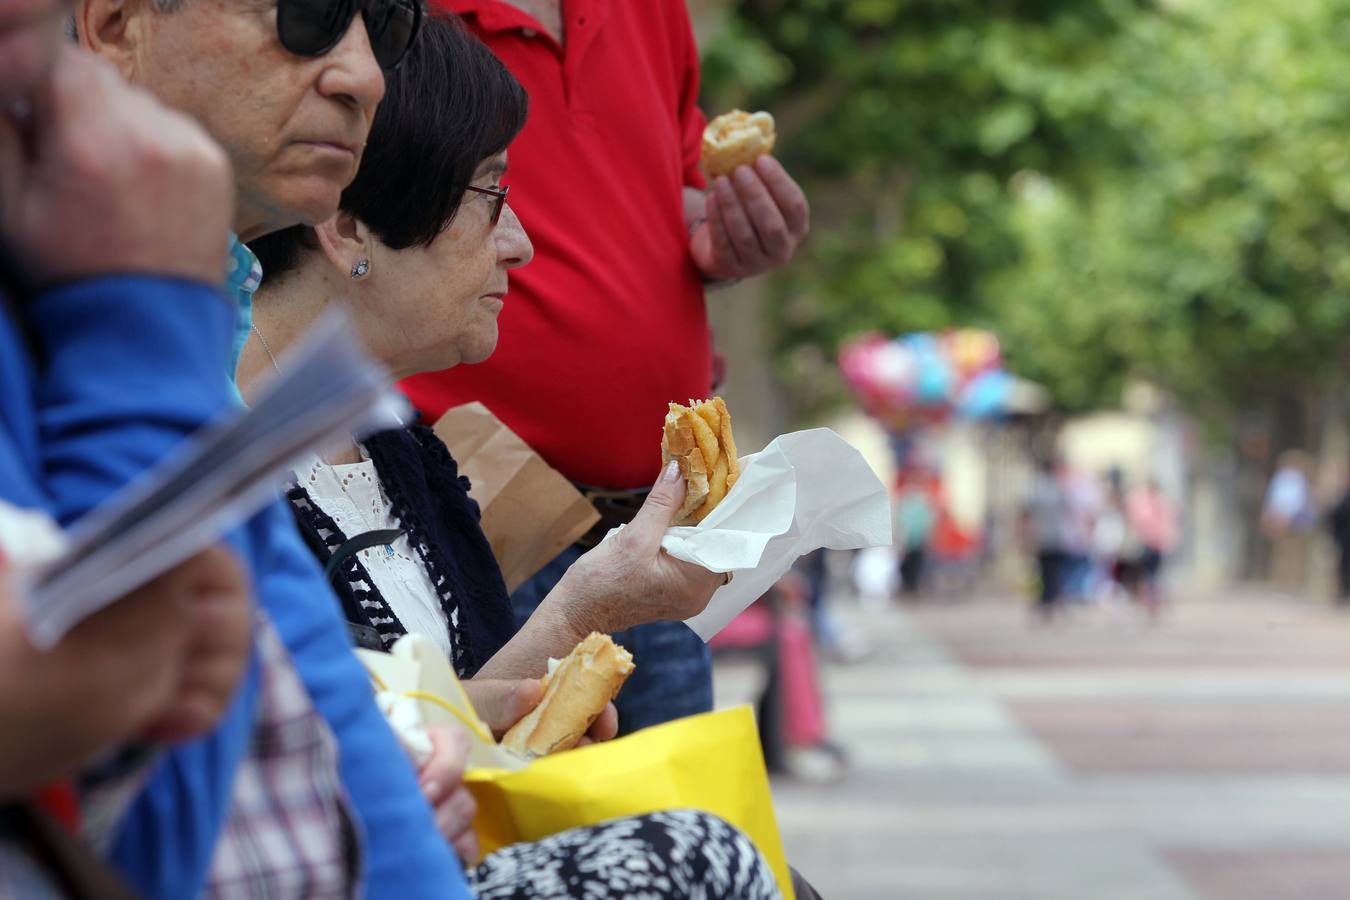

{"left": 702, "top": 0, "right": 1350, "bottom": 428}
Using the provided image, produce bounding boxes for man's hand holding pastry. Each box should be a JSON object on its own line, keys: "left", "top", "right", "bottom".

{"left": 688, "top": 110, "right": 810, "bottom": 282}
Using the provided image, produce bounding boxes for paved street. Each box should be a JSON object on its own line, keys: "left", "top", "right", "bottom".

{"left": 726, "top": 592, "right": 1350, "bottom": 899}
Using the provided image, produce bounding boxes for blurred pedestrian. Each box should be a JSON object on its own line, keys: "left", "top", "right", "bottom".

{"left": 894, "top": 466, "right": 936, "bottom": 598}
{"left": 1091, "top": 476, "right": 1130, "bottom": 604}
{"left": 1262, "top": 449, "right": 1315, "bottom": 593}
{"left": 1024, "top": 456, "right": 1069, "bottom": 622}
{"left": 1125, "top": 480, "right": 1179, "bottom": 619}
{"left": 850, "top": 547, "right": 895, "bottom": 614}
{"left": 1328, "top": 484, "right": 1350, "bottom": 606}
{"left": 1060, "top": 463, "right": 1103, "bottom": 603}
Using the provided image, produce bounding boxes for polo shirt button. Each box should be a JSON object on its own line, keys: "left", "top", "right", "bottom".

{"left": 521, "top": 27, "right": 536, "bottom": 37}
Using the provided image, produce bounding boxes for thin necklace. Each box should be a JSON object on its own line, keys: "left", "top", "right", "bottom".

{"left": 252, "top": 322, "right": 282, "bottom": 374}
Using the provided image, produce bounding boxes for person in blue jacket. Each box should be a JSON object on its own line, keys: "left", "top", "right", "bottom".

{"left": 70, "top": 0, "right": 479, "bottom": 894}
{"left": 0, "top": 5, "right": 258, "bottom": 895}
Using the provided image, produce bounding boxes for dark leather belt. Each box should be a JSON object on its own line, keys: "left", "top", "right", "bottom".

{"left": 574, "top": 485, "right": 651, "bottom": 549}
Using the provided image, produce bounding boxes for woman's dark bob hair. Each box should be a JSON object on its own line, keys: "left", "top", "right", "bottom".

{"left": 250, "top": 12, "right": 528, "bottom": 277}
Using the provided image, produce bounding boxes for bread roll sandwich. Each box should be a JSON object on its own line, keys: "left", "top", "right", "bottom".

{"left": 500, "top": 633, "right": 634, "bottom": 760}
{"left": 701, "top": 110, "right": 776, "bottom": 178}
{"left": 662, "top": 397, "right": 740, "bottom": 525}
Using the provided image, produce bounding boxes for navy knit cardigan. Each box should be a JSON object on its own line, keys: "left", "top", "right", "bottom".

{"left": 287, "top": 424, "right": 515, "bottom": 678}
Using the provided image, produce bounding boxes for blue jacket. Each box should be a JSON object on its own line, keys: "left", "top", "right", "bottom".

{"left": 0, "top": 277, "right": 260, "bottom": 897}
{"left": 2, "top": 272, "right": 469, "bottom": 898}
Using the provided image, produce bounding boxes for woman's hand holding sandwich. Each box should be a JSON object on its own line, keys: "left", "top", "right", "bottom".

{"left": 463, "top": 678, "right": 618, "bottom": 744}
{"left": 557, "top": 460, "right": 724, "bottom": 632}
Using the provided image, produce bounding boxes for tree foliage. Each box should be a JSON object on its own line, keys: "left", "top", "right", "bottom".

{"left": 702, "top": 0, "right": 1350, "bottom": 424}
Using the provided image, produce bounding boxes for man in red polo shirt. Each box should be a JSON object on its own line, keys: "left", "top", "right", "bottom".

{"left": 403, "top": 0, "right": 810, "bottom": 733}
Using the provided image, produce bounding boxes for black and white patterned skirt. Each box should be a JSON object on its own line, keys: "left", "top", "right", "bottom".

{"left": 468, "top": 810, "right": 782, "bottom": 899}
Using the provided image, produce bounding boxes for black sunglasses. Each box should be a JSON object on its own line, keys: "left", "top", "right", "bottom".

{"left": 277, "top": 0, "right": 423, "bottom": 71}
{"left": 465, "top": 183, "right": 510, "bottom": 226}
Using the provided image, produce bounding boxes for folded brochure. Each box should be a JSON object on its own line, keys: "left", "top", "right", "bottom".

{"left": 18, "top": 308, "right": 405, "bottom": 648}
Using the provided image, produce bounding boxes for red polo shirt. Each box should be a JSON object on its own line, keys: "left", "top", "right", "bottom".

{"left": 401, "top": 0, "right": 711, "bottom": 490}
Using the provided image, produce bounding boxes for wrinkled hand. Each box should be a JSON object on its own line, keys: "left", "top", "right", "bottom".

{"left": 138, "top": 546, "right": 254, "bottom": 744}
{"left": 464, "top": 677, "right": 618, "bottom": 746}
{"left": 575, "top": 702, "right": 619, "bottom": 747}
{"left": 0, "top": 45, "right": 233, "bottom": 286}
{"left": 689, "top": 156, "right": 809, "bottom": 282}
{"left": 462, "top": 678, "right": 544, "bottom": 738}
{"left": 0, "top": 0, "right": 67, "bottom": 107}
{"left": 0, "top": 545, "right": 252, "bottom": 797}
{"left": 554, "top": 461, "right": 726, "bottom": 635}
{"left": 418, "top": 726, "right": 479, "bottom": 865}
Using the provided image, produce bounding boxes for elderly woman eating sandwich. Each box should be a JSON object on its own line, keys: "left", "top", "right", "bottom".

{"left": 240, "top": 14, "right": 777, "bottom": 899}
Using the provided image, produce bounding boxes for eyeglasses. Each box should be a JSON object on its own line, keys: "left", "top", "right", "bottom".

{"left": 276, "top": 0, "right": 423, "bottom": 71}
{"left": 465, "top": 183, "right": 510, "bottom": 226}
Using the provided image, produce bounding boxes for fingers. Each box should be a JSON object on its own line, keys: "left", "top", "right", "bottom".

{"left": 712, "top": 175, "right": 758, "bottom": 266}
{"left": 703, "top": 157, "right": 810, "bottom": 279}
{"left": 420, "top": 725, "right": 472, "bottom": 806}
{"left": 433, "top": 785, "right": 478, "bottom": 849}
{"left": 737, "top": 166, "right": 793, "bottom": 260}
{"left": 29, "top": 47, "right": 118, "bottom": 166}
{"left": 755, "top": 155, "right": 811, "bottom": 238}
{"left": 420, "top": 728, "right": 481, "bottom": 852}
{"left": 462, "top": 678, "right": 544, "bottom": 738}
{"left": 704, "top": 189, "right": 739, "bottom": 275}
{"left": 624, "top": 460, "right": 688, "bottom": 551}
{"left": 575, "top": 703, "right": 617, "bottom": 748}
{"left": 178, "top": 544, "right": 251, "bottom": 598}
{"left": 137, "top": 546, "right": 254, "bottom": 744}
{"left": 451, "top": 823, "right": 480, "bottom": 867}
{"left": 663, "top": 555, "right": 726, "bottom": 617}
{"left": 12, "top": 43, "right": 234, "bottom": 284}
{"left": 447, "top": 794, "right": 481, "bottom": 865}
{"left": 588, "top": 702, "right": 618, "bottom": 743}
{"left": 46, "top": 552, "right": 202, "bottom": 747}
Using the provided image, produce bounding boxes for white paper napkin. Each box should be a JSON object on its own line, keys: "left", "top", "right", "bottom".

{"left": 610, "top": 428, "right": 893, "bottom": 639}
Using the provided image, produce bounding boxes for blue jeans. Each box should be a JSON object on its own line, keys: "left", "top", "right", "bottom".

{"left": 510, "top": 544, "right": 713, "bottom": 735}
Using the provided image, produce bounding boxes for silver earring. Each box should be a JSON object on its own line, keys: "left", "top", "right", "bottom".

{"left": 350, "top": 258, "right": 370, "bottom": 279}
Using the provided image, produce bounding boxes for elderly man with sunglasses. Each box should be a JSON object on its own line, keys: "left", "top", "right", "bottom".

{"left": 68, "top": 1, "right": 477, "bottom": 898}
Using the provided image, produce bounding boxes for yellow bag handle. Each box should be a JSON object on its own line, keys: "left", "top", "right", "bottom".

{"left": 365, "top": 664, "right": 498, "bottom": 745}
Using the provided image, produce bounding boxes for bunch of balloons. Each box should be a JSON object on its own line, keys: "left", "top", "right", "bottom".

{"left": 838, "top": 329, "right": 1010, "bottom": 431}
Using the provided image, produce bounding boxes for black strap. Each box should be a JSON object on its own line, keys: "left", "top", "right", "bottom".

{"left": 323, "top": 528, "right": 406, "bottom": 582}
{"left": 323, "top": 528, "right": 406, "bottom": 651}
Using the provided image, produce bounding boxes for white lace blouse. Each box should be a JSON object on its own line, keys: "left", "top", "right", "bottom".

{"left": 295, "top": 452, "right": 455, "bottom": 660}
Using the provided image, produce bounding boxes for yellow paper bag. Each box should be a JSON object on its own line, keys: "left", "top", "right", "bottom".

{"left": 465, "top": 706, "right": 795, "bottom": 900}
{"left": 358, "top": 637, "right": 794, "bottom": 899}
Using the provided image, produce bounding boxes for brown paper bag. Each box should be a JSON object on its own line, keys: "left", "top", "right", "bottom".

{"left": 433, "top": 402, "right": 599, "bottom": 592}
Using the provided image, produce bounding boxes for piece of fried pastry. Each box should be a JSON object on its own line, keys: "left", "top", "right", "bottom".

{"left": 500, "top": 633, "right": 634, "bottom": 760}
{"left": 661, "top": 396, "right": 740, "bottom": 525}
{"left": 701, "top": 110, "right": 776, "bottom": 178}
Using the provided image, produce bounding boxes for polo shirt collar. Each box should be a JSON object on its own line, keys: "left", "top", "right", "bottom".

{"left": 222, "top": 234, "right": 263, "bottom": 396}
{"left": 444, "top": 0, "right": 607, "bottom": 39}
